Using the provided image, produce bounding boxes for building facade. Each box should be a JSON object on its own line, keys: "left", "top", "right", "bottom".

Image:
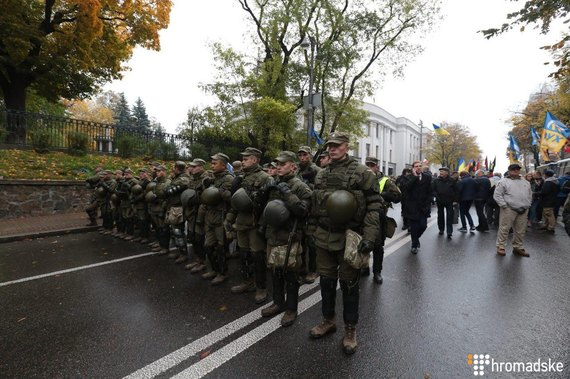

{"left": 349, "top": 102, "right": 422, "bottom": 176}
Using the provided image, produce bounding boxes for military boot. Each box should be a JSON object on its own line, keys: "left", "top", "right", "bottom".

{"left": 230, "top": 280, "right": 255, "bottom": 294}
{"left": 211, "top": 274, "right": 227, "bottom": 286}
{"left": 342, "top": 324, "right": 357, "bottom": 355}
{"left": 174, "top": 255, "right": 188, "bottom": 264}
{"left": 201, "top": 271, "right": 216, "bottom": 280}
{"left": 190, "top": 263, "right": 206, "bottom": 274}
{"left": 254, "top": 288, "right": 268, "bottom": 304}
{"left": 261, "top": 303, "right": 285, "bottom": 317}
{"left": 167, "top": 252, "right": 180, "bottom": 260}
{"left": 184, "top": 261, "right": 200, "bottom": 270}
{"left": 309, "top": 317, "right": 337, "bottom": 338}
{"left": 281, "top": 310, "right": 297, "bottom": 327}
{"left": 157, "top": 248, "right": 169, "bottom": 255}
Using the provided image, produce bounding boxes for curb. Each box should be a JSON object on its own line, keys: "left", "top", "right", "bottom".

{"left": 0, "top": 226, "right": 98, "bottom": 244}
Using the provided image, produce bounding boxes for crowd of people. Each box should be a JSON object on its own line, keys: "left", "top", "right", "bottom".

{"left": 395, "top": 162, "right": 570, "bottom": 256}
{"left": 84, "top": 137, "right": 570, "bottom": 355}
{"left": 85, "top": 133, "right": 403, "bottom": 355}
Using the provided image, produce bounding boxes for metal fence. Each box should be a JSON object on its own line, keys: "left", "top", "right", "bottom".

{"left": 0, "top": 108, "right": 190, "bottom": 160}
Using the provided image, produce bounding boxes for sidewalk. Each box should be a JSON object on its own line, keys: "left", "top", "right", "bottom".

{"left": 0, "top": 212, "right": 98, "bottom": 243}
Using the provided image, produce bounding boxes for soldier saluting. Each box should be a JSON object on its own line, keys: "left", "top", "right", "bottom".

{"left": 309, "top": 132, "right": 382, "bottom": 355}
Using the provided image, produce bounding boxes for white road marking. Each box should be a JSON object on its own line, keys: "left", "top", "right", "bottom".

{"left": 171, "top": 289, "right": 323, "bottom": 379}
{"left": 0, "top": 252, "right": 157, "bottom": 287}
{"left": 123, "top": 281, "right": 320, "bottom": 379}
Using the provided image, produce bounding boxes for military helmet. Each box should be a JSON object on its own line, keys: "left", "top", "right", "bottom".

{"left": 131, "top": 184, "right": 143, "bottom": 195}
{"left": 146, "top": 181, "right": 157, "bottom": 193}
{"left": 201, "top": 186, "right": 222, "bottom": 206}
{"left": 180, "top": 188, "right": 197, "bottom": 207}
{"left": 263, "top": 199, "right": 290, "bottom": 227}
{"left": 231, "top": 188, "right": 253, "bottom": 212}
{"left": 145, "top": 191, "right": 157, "bottom": 203}
{"left": 95, "top": 186, "right": 106, "bottom": 198}
{"left": 326, "top": 190, "right": 357, "bottom": 224}
{"left": 110, "top": 193, "right": 120, "bottom": 205}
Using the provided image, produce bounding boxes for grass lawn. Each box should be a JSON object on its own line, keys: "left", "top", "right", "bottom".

{"left": 0, "top": 149, "right": 169, "bottom": 180}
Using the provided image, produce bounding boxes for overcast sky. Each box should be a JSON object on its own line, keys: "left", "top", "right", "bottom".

{"left": 105, "top": 0, "right": 565, "bottom": 173}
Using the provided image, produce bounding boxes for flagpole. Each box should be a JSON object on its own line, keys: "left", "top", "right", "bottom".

{"left": 419, "top": 120, "right": 423, "bottom": 161}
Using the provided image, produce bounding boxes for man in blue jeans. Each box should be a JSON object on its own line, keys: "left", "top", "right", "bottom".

{"left": 432, "top": 167, "right": 457, "bottom": 239}
{"left": 457, "top": 171, "right": 477, "bottom": 233}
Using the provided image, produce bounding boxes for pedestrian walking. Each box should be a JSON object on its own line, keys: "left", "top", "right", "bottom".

{"left": 399, "top": 161, "right": 432, "bottom": 254}
{"left": 474, "top": 170, "right": 491, "bottom": 232}
{"left": 539, "top": 170, "right": 559, "bottom": 234}
{"left": 457, "top": 171, "right": 476, "bottom": 233}
{"left": 493, "top": 163, "right": 532, "bottom": 257}
{"left": 432, "top": 167, "right": 457, "bottom": 239}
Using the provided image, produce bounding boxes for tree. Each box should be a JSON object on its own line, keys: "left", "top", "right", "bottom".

{"left": 238, "top": 0, "right": 441, "bottom": 140}
{"left": 113, "top": 93, "right": 131, "bottom": 129}
{"left": 61, "top": 98, "right": 115, "bottom": 124}
{"left": 481, "top": 0, "right": 570, "bottom": 78}
{"left": 132, "top": 98, "right": 151, "bottom": 130}
{"left": 0, "top": 0, "right": 172, "bottom": 112}
{"left": 424, "top": 122, "right": 482, "bottom": 169}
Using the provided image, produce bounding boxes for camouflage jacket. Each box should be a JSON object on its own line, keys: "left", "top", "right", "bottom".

{"left": 226, "top": 164, "right": 274, "bottom": 230}
{"left": 311, "top": 156, "right": 382, "bottom": 250}
{"left": 204, "top": 170, "right": 233, "bottom": 226}
{"left": 165, "top": 172, "right": 191, "bottom": 208}
{"left": 263, "top": 173, "right": 312, "bottom": 246}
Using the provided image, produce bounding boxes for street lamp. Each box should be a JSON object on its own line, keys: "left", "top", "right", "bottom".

{"left": 301, "top": 35, "right": 315, "bottom": 146}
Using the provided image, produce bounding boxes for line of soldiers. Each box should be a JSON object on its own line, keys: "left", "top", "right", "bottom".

{"left": 84, "top": 132, "right": 401, "bottom": 355}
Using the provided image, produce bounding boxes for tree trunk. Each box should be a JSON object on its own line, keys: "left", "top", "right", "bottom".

{"left": 1, "top": 72, "right": 28, "bottom": 144}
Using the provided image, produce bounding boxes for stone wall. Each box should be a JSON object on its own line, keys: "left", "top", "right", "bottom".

{"left": 0, "top": 180, "right": 91, "bottom": 219}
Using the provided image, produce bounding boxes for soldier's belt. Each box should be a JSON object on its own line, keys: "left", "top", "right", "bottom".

{"left": 317, "top": 222, "right": 347, "bottom": 233}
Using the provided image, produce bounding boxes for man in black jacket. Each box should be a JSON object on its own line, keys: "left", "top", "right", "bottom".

{"left": 401, "top": 161, "right": 432, "bottom": 254}
{"left": 432, "top": 167, "right": 457, "bottom": 239}
{"left": 540, "top": 170, "right": 560, "bottom": 234}
{"left": 474, "top": 170, "right": 491, "bottom": 232}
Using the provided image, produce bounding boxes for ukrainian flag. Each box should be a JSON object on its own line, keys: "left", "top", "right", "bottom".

{"left": 457, "top": 158, "right": 467, "bottom": 172}
{"left": 433, "top": 124, "right": 450, "bottom": 136}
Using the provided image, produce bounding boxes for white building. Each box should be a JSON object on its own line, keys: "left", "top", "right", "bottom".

{"left": 349, "top": 102, "right": 423, "bottom": 176}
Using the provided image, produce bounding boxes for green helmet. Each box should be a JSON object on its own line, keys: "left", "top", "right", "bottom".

{"left": 146, "top": 181, "right": 157, "bottom": 193}
{"left": 326, "top": 190, "right": 357, "bottom": 224}
{"left": 180, "top": 188, "right": 197, "bottom": 207}
{"left": 263, "top": 199, "right": 290, "bottom": 227}
{"left": 231, "top": 188, "right": 253, "bottom": 212}
{"left": 145, "top": 191, "right": 157, "bottom": 203}
{"left": 201, "top": 186, "right": 222, "bottom": 206}
{"left": 95, "top": 186, "right": 106, "bottom": 198}
{"left": 131, "top": 184, "right": 143, "bottom": 195}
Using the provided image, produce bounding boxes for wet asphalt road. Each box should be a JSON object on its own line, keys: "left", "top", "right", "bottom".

{"left": 1, "top": 208, "right": 569, "bottom": 379}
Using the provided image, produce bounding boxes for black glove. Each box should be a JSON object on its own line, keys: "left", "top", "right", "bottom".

{"left": 202, "top": 177, "right": 213, "bottom": 188}
{"left": 357, "top": 239, "right": 374, "bottom": 255}
{"left": 276, "top": 182, "right": 291, "bottom": 195}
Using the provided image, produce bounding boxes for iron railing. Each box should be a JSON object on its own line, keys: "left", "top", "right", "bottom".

{"left": 0, "top": 108, "right": 190, "bottom": 159}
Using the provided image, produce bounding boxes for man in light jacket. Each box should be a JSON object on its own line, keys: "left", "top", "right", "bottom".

{"left": 493, "top": 163, "right": 532, "bottom": 257}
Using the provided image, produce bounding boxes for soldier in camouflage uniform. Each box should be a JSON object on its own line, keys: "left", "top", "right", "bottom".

{"left": 308, "top": 132, "right": 382, "bottom": 355}
{"left": 318, "top": 151, "right": 331, "bottom": 168}
{"left": 363, "top": 157, "right": 401, "bottom": 284}
{"left": 184, "top": 159, "right": 210, "bottom": 273}
{"left": 148, "top": 165, "right": 171, "bottom": 255}
{"left": 117, "top": 168, "right": 139, "bottom": 240}
{"left": 164, "top": 161, "right": 191, "bottom": 263}
{"left": 260, "top": 151, "right": 312, "bottom": 326}
{"left": 202, "top": 153, "right": 234, "bottom": 285}
{"left": 297, "top": 146, "right": 322, "bottom": 284}
{"left": 98, "top": 170, "right": 117, "bottom": 234}
{"left": 85, "top": 166, "right": 103, "bottom": 226}
{"left": 226, "top": 147, "right": 274, "bottom": 304}
{"left": 132, "top": 168, "right": 152, "bottom": 243}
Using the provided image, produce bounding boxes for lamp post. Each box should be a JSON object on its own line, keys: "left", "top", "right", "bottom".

{"left": 419, "top": 119, "right": 423, "bottom": 161}
{"left": 301, "top": 35, "right": 315, "bottom": 146}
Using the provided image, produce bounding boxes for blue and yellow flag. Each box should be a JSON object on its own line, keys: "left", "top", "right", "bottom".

{"left": 433, "top": 124, "right": 450, "bottom": 136}
{"left": 530, "top": 127, "right": 541, "bottom": 146}
{"left": 509, "top": 133, "right": 520, "bottom": 160}
{"left": 310, "top": 128, "right": 323, "bottom": 145}
{"left": 541, "top": 112, "right": 570, "bottom": 157}
{"left": 457, "top": 158, "right": 467, "bottom": 172}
